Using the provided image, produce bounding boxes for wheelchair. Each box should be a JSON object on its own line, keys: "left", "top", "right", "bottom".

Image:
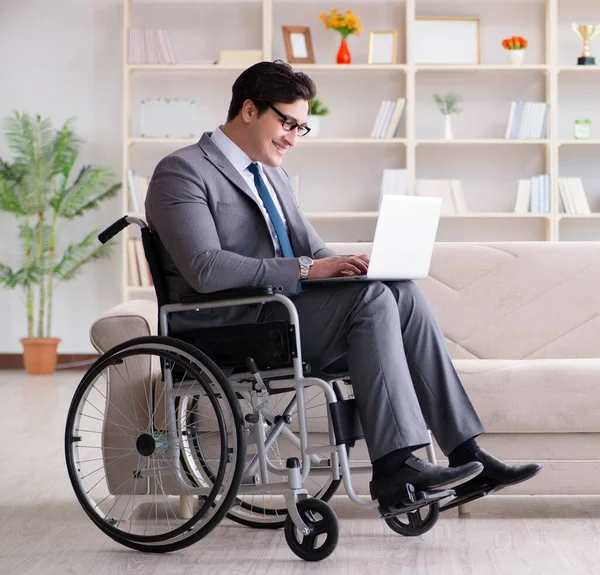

{"left": 64, "top": 216, "right": 458, "bottom": 562}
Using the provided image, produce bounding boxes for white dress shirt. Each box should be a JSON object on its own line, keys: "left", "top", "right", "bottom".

{"left": 210, "top": 127, "right": 289, "bottom": 257}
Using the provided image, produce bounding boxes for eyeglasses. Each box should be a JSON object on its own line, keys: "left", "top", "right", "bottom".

{"left": 268, "top": 104, "right": 311, "bottom": 137}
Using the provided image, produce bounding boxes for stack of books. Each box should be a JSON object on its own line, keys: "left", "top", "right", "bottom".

{"left": 505, "top": 101, "right": 549, "bottom": 140}
{"left": 514, "top": 175, "right": 551, "bottom": 213}
{"left": 370, "top": 98, "right": 406, "bottom": 139}
{"left": 128, "top": 28, "right": 176, "bottom": 64}
{"left": 126, "top": 169, "right": 149, "bottom": 214}
{"left": 558, "top": 178, "right": 591, "bottom": 214}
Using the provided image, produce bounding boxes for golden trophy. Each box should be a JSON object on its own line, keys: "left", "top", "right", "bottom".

{"left": 572, "top": 23, "right": 600, "bottom": 65}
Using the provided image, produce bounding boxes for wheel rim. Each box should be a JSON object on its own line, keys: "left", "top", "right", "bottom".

{"left": 65, "top": 343, "right": 241, "bottom": 546}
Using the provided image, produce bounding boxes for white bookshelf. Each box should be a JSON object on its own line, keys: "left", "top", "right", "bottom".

{"left": 121, "top": 0, "right": 600, "bottom": 301}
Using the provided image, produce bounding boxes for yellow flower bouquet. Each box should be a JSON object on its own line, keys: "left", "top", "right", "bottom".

{"left": 320, "top": 9, "right": 363, "bottom": 39}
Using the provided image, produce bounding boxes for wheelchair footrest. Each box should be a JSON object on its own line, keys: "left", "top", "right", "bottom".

{"left": 379, "top": 484, "right": 455, "bottom": 519}
{"left": 439, "top": 482, "right": 503, "bottom": 512}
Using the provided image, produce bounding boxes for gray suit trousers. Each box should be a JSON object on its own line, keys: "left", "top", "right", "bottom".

{"left": 259, "top": 280, "right": 485, "bottom": 462}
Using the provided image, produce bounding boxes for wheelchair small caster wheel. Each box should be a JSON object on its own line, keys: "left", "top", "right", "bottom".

{"left": 384, "top": 502, "right": 440, "bottom": 537}
{"left": 284, "top": 498, "right": 339, "bottom": 561}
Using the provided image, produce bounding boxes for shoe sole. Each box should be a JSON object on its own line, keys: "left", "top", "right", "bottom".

{"left": 427, "top": 466, "right": 484, "bottom": 492}
{"left": 439, "top": 466, "right": 543, "bottom": 512}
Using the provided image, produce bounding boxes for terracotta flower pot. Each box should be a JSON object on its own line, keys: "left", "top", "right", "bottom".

{"left": 20, "top": 338, "right": 61, "bottom": 375}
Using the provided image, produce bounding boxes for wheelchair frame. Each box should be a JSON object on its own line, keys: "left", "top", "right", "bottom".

{"left": 66, "top": 215, "right": 452, "bottom": 561}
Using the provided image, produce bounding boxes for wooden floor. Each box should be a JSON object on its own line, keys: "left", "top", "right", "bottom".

{"left": 2, "top": 369, "right": 600, "bottom": 575}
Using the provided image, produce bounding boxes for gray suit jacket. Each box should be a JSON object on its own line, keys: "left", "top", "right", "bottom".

{"left": 145, "top": 132, "right": 336, "bottom": 331}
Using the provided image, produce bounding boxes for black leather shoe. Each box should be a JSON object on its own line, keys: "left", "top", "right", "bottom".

{"left": 453, "top": 449, "right": 542, "bottom": 495}
{"left": 370, "top": 455, "right": 484, "bottom": 502}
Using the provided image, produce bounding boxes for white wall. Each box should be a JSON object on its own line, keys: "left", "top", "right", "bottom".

{"left": 0, "top": 0, "right": 123, "bottom": 353}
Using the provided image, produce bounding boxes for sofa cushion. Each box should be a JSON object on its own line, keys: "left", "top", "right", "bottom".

{"left": 456, "top": 358, "right": 600, "bottom": 433}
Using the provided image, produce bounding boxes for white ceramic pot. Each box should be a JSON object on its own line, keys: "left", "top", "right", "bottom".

{"left": 508, "top": 49, "right": 526, "bottom": 65}
{"left": 307, "top": 115, "right": 320, "bottom": 137}
{"left": 444, "top": 115, "right": 453, "bottom": 140}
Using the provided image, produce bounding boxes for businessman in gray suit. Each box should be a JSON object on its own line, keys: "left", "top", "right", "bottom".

{"left": 145, "top": 60, "right": 541, "bottom": 513}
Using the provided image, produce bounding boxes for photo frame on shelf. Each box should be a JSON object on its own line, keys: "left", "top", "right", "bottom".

{"left": 282, "top": 26, "right": 315, "bottom": 64}
{"left": 368, "top": 31, "right": 398, "bottom": 65}
{"left": 414, "top": 17, "right": 480, "bottom": 65}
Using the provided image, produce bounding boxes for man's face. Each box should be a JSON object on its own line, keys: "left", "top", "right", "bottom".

{"left": 249, "top": 99, "right": 309, "bottom": 167}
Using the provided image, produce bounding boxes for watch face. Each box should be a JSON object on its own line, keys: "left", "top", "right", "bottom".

{"left": 300, "top": 256, "right": 313, "bottom": 266}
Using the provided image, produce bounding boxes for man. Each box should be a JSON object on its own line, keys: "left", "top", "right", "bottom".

{"left": 145, "top": 60, "right": 541, "bottom": 514}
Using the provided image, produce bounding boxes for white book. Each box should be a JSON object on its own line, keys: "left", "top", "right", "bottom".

{"left": 518, "top": 102, "right": 531, "bottom": 140}
{"left": 415, "top": 179, "right": 456, "bottom": 215}
{"left": 514, "top": 179, "right": 531, "bottom": 213}
{"left": 163, "top": 29, "right": 177, "bottom": 63}
{"left": 378, "top": 101, "right": 395, "bottom": 138}
{"left": 569, "top": 178, "right": 591, "bottom": 214}
{"left": 384, "top": 98, "right": 406, "bottom": 138}
{"left": 505, "top": 101, "right": 516, "bottom": 140}
{"left": 557, "top": 179, "right": 570, "bottom": 213}
{"left": 450, "top": 180, "right": 468, "bottom": 213}
{"left": 529, "top": 175, "right": 539, "bottom": 213}
{"left": 370, "top": 101, "right": 387, "bottom": 138}
{"left": 558, "top": 178, "right": 577, "bottom": 214}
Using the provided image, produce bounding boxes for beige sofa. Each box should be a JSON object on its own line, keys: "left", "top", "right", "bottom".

{"left": 91, "top": 241, "right": 600, "bottom": 496}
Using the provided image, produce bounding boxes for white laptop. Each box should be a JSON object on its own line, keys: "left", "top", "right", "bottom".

{"left": 302, "top": 194, "right": 442, "bottom": 284}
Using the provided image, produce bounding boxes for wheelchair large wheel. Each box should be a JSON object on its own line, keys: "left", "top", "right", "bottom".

{"left": 180, "top": 380, "right": 349, "bottom": 529}
{"left": 65, "top": 336, "right": 245, "bottom": 553}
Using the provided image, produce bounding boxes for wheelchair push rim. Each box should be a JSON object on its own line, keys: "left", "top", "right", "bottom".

{"left": 64, "top": 337, "right": 245, "bottom": 552}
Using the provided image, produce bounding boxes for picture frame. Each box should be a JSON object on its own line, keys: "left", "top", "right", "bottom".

{"left": 282, "top": 26, "right": 315, "bottom": 64}
{"left": 413, "top": 17, "right": 481, "bottom": 65}
{"left": 368, "top": 31, "right": 398, "bottom": 65}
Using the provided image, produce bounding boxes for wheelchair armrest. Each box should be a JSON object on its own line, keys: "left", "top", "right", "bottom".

{"left": 178, "top": 285, "right": 275, "bottom": 305}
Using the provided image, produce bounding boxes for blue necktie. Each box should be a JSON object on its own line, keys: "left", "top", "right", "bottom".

{"left": 247, "top": 163, "right": 295, "bottom": 258}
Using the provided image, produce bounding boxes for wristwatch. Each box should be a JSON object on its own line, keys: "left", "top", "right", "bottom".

{"left": 299, "top": 256, "right": 314, "bottom": 280}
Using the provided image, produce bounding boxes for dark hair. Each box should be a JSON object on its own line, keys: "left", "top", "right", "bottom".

{"left": 226, "top": 60, "right": 317, "bottom": 122}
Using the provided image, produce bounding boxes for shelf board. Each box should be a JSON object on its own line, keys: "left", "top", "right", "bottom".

{"left": 416, "top": 139, "right": 550, "bottom": 145}
{"left": 293, "top": 64, "right": 407, "bottom": 71}
{"left": 558, "top": 214, "right": 600, "bottom": 220}
{"left": 558, "top": 140, "right": 600, "bottom": 146}
{"left": 416, "top": 65, "right": 548, "bottom": 72}
{"left": 129, "top": 137, "right": 197, "bottom": 145}
{"left": 559, "top": 66, "right": 600, "bottom": 73}
{"left": 128, "top": 64, "right": 242, "bottom": 72}
{"left": 128, "top": 64, "right": 407, "bottom": 73}
{"left": 299, "top": 138, "right": 406, "bottom": 145}
{"left": 129, "top": 137, "right": 406, "bottom": 146}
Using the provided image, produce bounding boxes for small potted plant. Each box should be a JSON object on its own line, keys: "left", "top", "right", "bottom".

{"left": 307, "top": 98, "right": 330, "bottom": 138}
{"left": 502, "top": 35, "right": 528, "bottom": 65}
{"left": 433, "top": 92, "right": 464, "bottom": 140}
{"left": 320, "top": 9, "right": 363, "bottom": 64}
{"left": 0, "top": 112, "right": 120, "bottom": 374}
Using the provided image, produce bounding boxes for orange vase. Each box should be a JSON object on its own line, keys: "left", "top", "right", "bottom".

{"left": 336, "top": 38, "right": 351, "bottom": 64}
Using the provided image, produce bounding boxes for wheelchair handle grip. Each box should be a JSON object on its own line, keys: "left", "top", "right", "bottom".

{"left": 98, "top": 216, "right": 129, "bottom": 244}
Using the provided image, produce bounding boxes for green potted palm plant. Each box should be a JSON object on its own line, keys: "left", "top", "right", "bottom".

{"left": 0, "top": 112, "right": 120, "bottom": 374}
